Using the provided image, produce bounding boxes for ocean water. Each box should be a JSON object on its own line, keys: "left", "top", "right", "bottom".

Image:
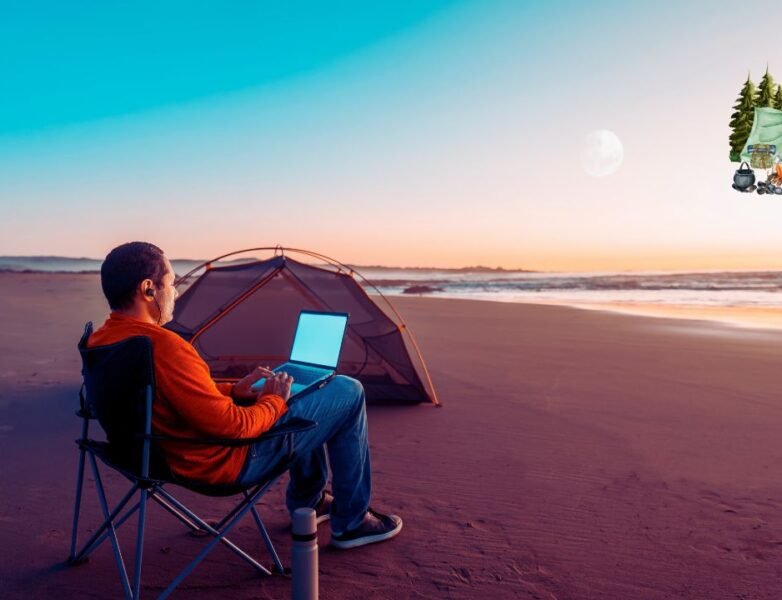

{"left": 2, "top": 256, "right": 781, "bottom": 313}
{"left": 359, "top": 269, "right": 782, "bottom": 310}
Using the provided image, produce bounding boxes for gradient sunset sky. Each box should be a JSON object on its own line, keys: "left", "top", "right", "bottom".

{"left": 2, "top": 1, "right": 782, "bottom": 271}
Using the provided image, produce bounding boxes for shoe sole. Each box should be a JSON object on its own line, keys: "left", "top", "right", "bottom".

{"left": 330, "top": 520, "right": 403, "bottom": 550}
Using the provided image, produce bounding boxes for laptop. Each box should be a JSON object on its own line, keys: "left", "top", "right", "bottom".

{"left": 251, "top": 310, "right": 349, "bottom": 400}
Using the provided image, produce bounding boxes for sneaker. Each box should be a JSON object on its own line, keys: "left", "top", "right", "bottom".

{"left": 314, "top": 491, "right": 333, "bottom": 525}
{"left": 330, "top": 508, "right": 403, "bottom": 550}
{"left": 288, "top": 491, "right": 333, "bottom": 527}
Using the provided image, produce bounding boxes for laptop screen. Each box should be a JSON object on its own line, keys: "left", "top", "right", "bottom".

{"left": 290, "top": 311, "right": 348, "bottom": 368}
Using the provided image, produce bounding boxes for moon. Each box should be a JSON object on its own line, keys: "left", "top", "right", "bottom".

{"left": 581, "top": 129, "right": 624, "bottom": 177}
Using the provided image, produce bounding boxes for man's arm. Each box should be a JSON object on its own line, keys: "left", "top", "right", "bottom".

{"left": 215, "top": 382, "right": 234, "bottom": 397}
{"left": 154, "top": 335, "right": 287, "bottom": 439}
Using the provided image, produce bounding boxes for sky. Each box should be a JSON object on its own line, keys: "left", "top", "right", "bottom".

{"left": 2, "top": 0, "right": 782, "bottom": 271}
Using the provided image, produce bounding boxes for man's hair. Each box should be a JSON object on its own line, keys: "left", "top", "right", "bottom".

{"left": 100, "top": 242, "right": 168, "bottom": 310}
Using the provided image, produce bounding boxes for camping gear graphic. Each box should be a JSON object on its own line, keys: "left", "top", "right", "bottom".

{"left": 729, "top": 105, "right": 782, "bottom": 194}
{"left": 728, "top": 69, "right": 782, "bottom": 195}
{"left": 747, "top": 143, "right": 777, "bottom": 169}
{"left": 732, "top": 161, "right": 756, "bottom": 191}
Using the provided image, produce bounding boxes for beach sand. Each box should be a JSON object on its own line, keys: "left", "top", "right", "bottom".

{"left": 2, "top": 271, "right": 782, "bottom": 599}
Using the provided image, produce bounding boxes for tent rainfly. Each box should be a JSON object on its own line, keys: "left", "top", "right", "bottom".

{"left": 166, "top": 248, "right": 440, "bottom": 406}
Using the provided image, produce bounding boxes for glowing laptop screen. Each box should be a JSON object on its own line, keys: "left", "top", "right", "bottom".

{"left": 290, "top": 312, "right": 348, "bottom": 368}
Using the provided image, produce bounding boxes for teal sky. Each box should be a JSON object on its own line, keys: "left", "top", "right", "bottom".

{"left": 0, "top": 2, "right": 455, "bottom": 134}
{"left": 3, "top": 0, "right": 782, "bottom": 270}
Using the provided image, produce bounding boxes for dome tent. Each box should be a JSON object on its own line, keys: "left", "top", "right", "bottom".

{"left": 166, "top": 247, "right": 440, "bottom": 406}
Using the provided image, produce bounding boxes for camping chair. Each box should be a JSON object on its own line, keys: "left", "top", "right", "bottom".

{"left": 68, "top": 322, "right": 316, "bottom": 599}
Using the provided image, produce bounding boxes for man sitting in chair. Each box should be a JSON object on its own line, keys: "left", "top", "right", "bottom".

{"left": 87, "top": 241, "right": 402, "bottom": 550}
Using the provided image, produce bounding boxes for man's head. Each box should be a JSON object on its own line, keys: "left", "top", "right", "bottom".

{"left": 100, "top": 242, "right": 178, "bottom": 325}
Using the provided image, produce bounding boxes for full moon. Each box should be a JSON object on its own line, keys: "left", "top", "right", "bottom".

{"left": 581, "top": 129, "right": 624, "bottom": 177}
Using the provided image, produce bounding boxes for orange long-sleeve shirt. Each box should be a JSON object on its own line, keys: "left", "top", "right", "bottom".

{"left": 87, "top": 312, "right": 287, "bottom": 484}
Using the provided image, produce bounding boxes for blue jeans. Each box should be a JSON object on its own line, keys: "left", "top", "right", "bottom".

{"left": 236, "top": 375, "right": 371, "bottom": 534}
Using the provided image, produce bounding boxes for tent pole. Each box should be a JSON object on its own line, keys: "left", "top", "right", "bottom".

{"left": 189, "top": 266, "right": 283, "bottom": 347}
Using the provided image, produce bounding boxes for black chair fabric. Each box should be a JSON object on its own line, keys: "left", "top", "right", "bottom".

{"left": 70, "top": 321, "right": 318, "bottom": 598}
{"left": 78, "top": 328, "right": 172, "bottom": 479}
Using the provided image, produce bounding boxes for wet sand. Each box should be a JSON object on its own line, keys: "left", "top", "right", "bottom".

{"left": 2, "top": 272, "right": 782, "bottom": 599}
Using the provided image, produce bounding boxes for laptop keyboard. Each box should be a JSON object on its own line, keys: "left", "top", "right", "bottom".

{"left": 276, "top": 363, "right": 330, "bottom": 384}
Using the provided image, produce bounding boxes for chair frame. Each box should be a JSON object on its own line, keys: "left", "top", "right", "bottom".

{"left": 68, "top": 330, "right": 316, "bottom": 599}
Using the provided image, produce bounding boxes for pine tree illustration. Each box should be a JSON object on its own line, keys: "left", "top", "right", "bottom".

{"left": 756, "top": 66, "right": 775, "bottom": 107}
{"left": 774, "top": 85, "right": 782, "bottom": 110}
{"left": 729, "top": 74, "right": 756, "bottom": 162}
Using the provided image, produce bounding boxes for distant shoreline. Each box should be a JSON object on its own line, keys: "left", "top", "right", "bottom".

{"left": 0, "top": 255, "right": 536, "bottom": 273}
{"left": 3, "top": 255, "right": 782, "bottom": 276}
{"left": 3, "top": 270, "right": 781, "bottom": 331}
{"left": 0, "top": 268, "right": 101, "bottom": 275}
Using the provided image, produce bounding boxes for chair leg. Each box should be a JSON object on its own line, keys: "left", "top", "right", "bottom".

{"left": 89, "top": 453, "right": 133, "bottom": 600}
{"left": 68, "top": 447, "right": 88, "bottom": 562}
{"left": 155, "top": 485, "right": 277, "bottom": 598}
{"left": 73, "top": 481, "right": 140, "bottom": 563}
{"left": 245, "top": 492, "right": 285, "bottom": 573}
{"left": 156, "top": 487, "right": 273, "bottom": 575}
{"left": 71, "top": 468, "right": 286, "bottom": 598}
{"left": 214, "top": 484, "right": 263, "bottom": 531}
{"left": 132, "top": 488, "right": 148, "bottom": 599}
{"left": 148, "top": 491, "right": 201, "bottom": 532}
{"left": 82, "top": 499, "right": 141, "bottom": 559}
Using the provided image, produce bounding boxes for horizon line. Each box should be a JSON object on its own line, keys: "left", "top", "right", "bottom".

{"left": 4, "top": 254, "right": 782, "bottom": 275}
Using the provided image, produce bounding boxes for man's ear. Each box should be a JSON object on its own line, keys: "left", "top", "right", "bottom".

{"left": 140, "top": 278, "right": 155, "bottom": 300}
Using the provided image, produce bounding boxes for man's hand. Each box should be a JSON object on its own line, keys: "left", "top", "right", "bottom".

{"left": 232, "top": 366, "right": 275, "bottom": 401}
{"left": 261, "top": 371, "right": 294, "bottom": 403}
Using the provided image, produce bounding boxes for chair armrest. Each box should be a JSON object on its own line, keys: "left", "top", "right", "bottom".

{"left": 140, "top": 417, "right": 317, "bottom": 447}
{"left": 258, "top": 417, "right": 318, "bottom": 439}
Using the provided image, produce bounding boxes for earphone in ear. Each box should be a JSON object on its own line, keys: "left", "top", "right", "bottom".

{"left": 145, "top": 286, "right": 162, "bottom": 325}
